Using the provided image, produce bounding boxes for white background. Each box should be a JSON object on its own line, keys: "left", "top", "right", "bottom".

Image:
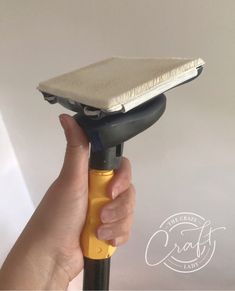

{"left": 0, "top": 0, "right": 235, "bottom": 289}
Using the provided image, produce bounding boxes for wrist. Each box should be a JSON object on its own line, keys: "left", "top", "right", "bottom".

{"left": 0, "top": 233, "right": 70, "bottom": 290}
{"left": 27, "top": 241, "right": 71, "bottom": 290}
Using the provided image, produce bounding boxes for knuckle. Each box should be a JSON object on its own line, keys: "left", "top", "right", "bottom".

{"left": 114, "top": 207, "right": 123, "bottom": 220}
{"left": 121, "top": 218, "right": 132, "bottom": 234}
{"left": 125, "top": 184, "right": 136, "bottom": 209}
{"left": 123, "top": 203, "right": 131, "bottom": 215}
{"left": 113, "top": 208, "right": 121, "bottom": 221}
{"left": 112, "top": 216, "right": 133, "bottom": 238}
{"left": 122, "top": 174, "right": 131, "bottom": 187}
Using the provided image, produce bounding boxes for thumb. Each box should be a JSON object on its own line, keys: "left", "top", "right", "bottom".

{"left": 58, "top": 114, "right": 89, "bottom": 184}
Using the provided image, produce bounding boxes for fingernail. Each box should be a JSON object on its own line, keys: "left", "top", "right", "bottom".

{"left": 97, "top": 228, "right": 113, "bottom": 240}
{"left": 101, "top": 210, "right": 115, "bottom": 223}
{"left": 112, "top": 188, "right": 119, "bottom": 199}
{"left": 59, "top": 115, "right": 68, "bottom": 130}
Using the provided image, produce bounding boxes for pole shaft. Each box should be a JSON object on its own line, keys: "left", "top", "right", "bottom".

{"left": 83, "top": 257, "right": 110, "bottom": 290}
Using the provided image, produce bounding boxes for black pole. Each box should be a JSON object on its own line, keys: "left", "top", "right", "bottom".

{"left": 83, "top": 257, "right": 110, "bottom": 290}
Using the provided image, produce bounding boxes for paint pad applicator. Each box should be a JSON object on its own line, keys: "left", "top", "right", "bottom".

{"left": 37, "top": 56, "right": 205, "bottom": 291}
{"left": 38, "top": 56, "right": 204, "bottom": 114}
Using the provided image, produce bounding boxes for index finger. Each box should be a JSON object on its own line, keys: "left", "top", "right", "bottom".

{"left": 107, "top": 157, "right": 132, "bottom": 199}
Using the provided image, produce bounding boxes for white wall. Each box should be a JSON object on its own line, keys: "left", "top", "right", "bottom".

{"left": 0, "top": 113, "right": 34, "bottom": 265}
{"left": 0, "top": 0, "right": 235, "bottom": 289}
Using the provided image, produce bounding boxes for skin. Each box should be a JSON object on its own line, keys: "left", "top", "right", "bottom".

{"left": 0, "top": 114, "right": 135, "bottom": 290}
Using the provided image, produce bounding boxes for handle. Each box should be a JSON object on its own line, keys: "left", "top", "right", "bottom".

{"left": 81, "top": 169, "right": 116, "bottom": 259}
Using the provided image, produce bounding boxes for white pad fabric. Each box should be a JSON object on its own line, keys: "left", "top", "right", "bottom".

{"left": 38, "top": 57, "right": 205, "bottom": 112}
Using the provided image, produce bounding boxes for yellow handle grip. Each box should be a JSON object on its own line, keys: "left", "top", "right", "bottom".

{"left": 81, "top": 169, "right": 117, "bottom": 259}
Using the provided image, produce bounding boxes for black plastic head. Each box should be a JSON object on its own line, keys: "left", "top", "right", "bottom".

{"left": 74, "top": 94, "right": 166, "bottom": 152}
{"left": 41, "top": 91, "right": 166, "bottom": 169}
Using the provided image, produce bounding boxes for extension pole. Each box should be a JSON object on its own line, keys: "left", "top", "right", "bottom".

{"left": 81, "top": 146, "right": 123, "bottom": 290}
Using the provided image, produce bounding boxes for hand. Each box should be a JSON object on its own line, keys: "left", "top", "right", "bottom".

{"left": 0, "top": 114, "right": 136, "bottom": 290}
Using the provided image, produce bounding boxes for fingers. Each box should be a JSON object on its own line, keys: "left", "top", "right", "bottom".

{"left": 107, "top": 157, "right": 132, "bottom": 199}
{"left": 58, "top": 114, "right": 89, "bottom": 184}
{"left": 97, "top": 182, "right": 136, "bottom": 247}
{"left": 100, "top": 185, "right": 135, "bottom": 223}
{"left": 97, "top": 215, "right": 133, "bottom": 247}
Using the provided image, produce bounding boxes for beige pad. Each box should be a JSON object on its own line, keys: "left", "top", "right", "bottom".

{"left": 38, "top": 56, "right": 205, "bottom": 112}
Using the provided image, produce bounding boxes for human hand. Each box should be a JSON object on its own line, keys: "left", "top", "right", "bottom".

{"left": 0, "top": 114, "right": 135, "bottom": 290}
